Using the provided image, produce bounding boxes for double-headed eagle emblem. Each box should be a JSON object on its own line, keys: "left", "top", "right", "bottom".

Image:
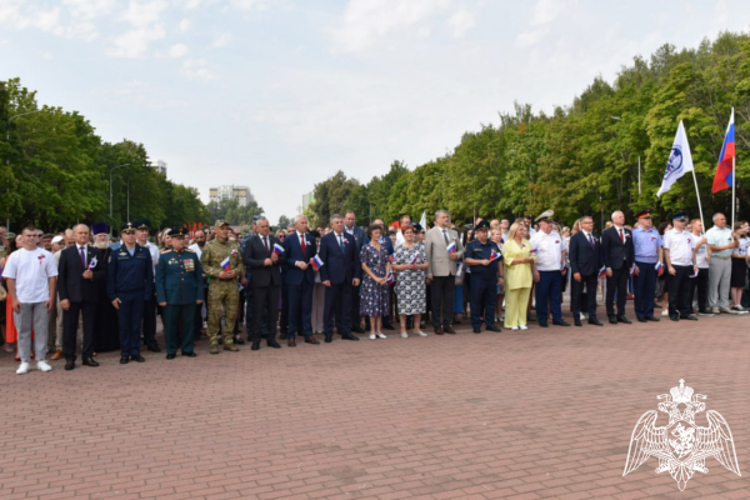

{"left": 623, "top": 379, "right": 741, "bottom": 490}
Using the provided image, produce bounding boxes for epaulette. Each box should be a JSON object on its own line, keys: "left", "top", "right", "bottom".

{"left": 184, "top": 248, "right": 196, "bottom": 253}
{"left": 160, "top": 249, "right": 171, "bottom": 254}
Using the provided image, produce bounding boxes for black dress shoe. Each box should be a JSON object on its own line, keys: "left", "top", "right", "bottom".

{"left": 131, "top": 354, "right": 146, "bottom": 362}
{"left": 64, "top": 360, "right": 75, "bottom": 371}
{"left": 616, "top": 316, "right": 632, "bottom": 324}
{"left": 146, "top": 344, "right": 161, "bottom": 353}
{"left": 351, "top": 325, "right": 365, "bottom": 334}
{"left": 486, "top": 325, "right": 502, "bottom": 332}
{"left": 682, "top": 314, "right": 699, "bottom": 321}
{"left": 670, "top": 315, "right": 680, "bottom": 322}
{"left": 608, "top": 317, "right": 618, "bottom": 325}
{"left": 645, "top": 316, "right": 660, "bottom": 322}
{"left": 589, "top": 318, "right": 604, "bottom": 326}
{"left": 637, "top": 317, "right": 647, "bottom": 323}
{"left": 234, "top": 337, "right": 245, "bottom": 345}
{"left": 552, "top": 320, "right": 571, "bottom": 327}
{"left": 82, "top": 357, "right": 99, "bottom": 367}
{"left": 251, "top": 341, "right": 261, "bottom": 351}
{"left": 473, "top": 327, "right": 481, "bottom": 333}
{"left": 538, "top": 321, "right": 548, "bottom": 328}
{"left": 574, "top": 319, "right": 582, "bottom": 327}
{"left": 166, "top": 353, "right": 177, "bottom": 360}
{"left": 341, "top": 334, "right": 360, "bottom": 341}
{"left": 120, "top": 356, "right": 129, "bottom": 364}
{"left": 182, "top": 352, "right": 197, "bottom": 357}
{"left": 324, "top": 337, "right": 332, "bottom": 343}
{"left": 267, "top": 339, "right": 281, "bottom": 349}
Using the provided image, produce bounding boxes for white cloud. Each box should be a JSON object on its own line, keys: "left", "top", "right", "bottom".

{"left": 107, "top": 24, "right": 166, "bottom": 58}
{"left": 181, "top": 58, "right": 218, "bottom": 82}
{"left": 120, "top": 0, "right": 168, "bottom": 28}
{"left": 530, "top": 0, "right": 567, "bottom": 26}
{"left": 447, "top": 6, "right": 474, "bottom": 39}
{"left": 179, "top": 18, "right": 191, "bottom": 32}
{"left": 230, "top": 0, "right": 269, "bottom": 11}
{"left": 212, "top": 33, "right": 231, "bottom": 47}
{"left": 516, "top": 28, "right": 543, "bottom": 48}
{"left": 63, "top": 0, "right": 116, "bottom": 20}
{"left": 168, "top": 43, "right": 189, "bottom": 57}
{"left": 42, "top": 52, "right": 54, "bottom": 60}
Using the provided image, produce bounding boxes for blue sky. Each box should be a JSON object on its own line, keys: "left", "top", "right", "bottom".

{"left": 2, "top": 0, "right": 749, "bottom": 222}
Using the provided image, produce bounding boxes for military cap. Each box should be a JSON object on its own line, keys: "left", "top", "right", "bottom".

{"left": 535, "top": 209, "right": 555, "bottom": 223}
{"left": 170, "top": 227, "right": 187, "bottom": 238}
{"left": 412, "top": 222, "right": 423, "bottom": 232}
{"left": 51, "top": 235, "right": 64, "bottom": 245}
{"left": 214, "top": 219, "right": 229, "bottom": 228}
{"left": 475, "top": 219, "right": 491, "bottom": 231}
{"left": 92, "top": 222, "right": 109, "bottom": 235}
{"left": 671, "top": 210, "right": 689, "bottom": 222}
{"left": 121, "top": 221, "right": 137, "bottom": 233}
{"left": 133, "top": 218, "right": 150, "bottom": 231}
{"left": 635, "top": 209, "right": 653, "bottom": 219}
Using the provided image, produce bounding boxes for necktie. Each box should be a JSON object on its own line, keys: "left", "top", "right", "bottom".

{"left": 264, "top": 237, "right": 269, "bottom": 254}
{"left": 80, "top": 246, "right": 86, "bottom": 268}
{"left": 339, "top": 234, "right": 344, "bottom": 252}
{"left": 619, "top": 228, "right": 625, "bottom": 243}
{"left": 588, "top": 233, "right": 595, "bottom": 247}
{"left": 300, "top": 234, "right": 306, "bottom": 254}
{"left": 442, "top": 230, "right": 450, "bottom": 245}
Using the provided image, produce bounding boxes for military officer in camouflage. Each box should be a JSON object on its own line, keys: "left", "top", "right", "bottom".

{"left": 156, "top": 228, "right": 204, "bottom": 359}
{"left": 200, "top": 220, "right": 245, "bottom": 354}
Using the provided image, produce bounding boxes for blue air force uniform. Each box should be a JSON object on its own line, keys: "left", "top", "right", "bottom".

{"left": 156, "top": 228, "right": 204, "bottom": 357}
{"left": 108, "top": 222, "right": 154, "bottom": 360}
{"left": 465, "top": 222, "right": 501, "bottom": 331}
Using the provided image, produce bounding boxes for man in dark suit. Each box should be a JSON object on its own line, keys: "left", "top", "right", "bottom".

{"left": 568, "top": 216, "right": 603, "bottom": 327}
{"left": 344, "top": 210, "right": 368, "bottom": 333}
{"left": 58, "top": 224, "right": 106, "bottom": 370}
{"left": 319, "top": 214, "right": 362, "bottom": 343}
{"left": 601, "top": 210, "right": 634, "bottom": 324}
{"left": 282, "top": 215, "right": 319, "bottom": 347}
{"left": 244, "top": 217, "right": 283, "bottom": 351}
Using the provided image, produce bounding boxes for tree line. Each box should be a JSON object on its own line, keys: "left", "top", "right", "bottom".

{"left": 306, "top": 31, "right": 750, "bottom": 229}
{"left": 0, "top": 78, "right": 207, "bottom": 233}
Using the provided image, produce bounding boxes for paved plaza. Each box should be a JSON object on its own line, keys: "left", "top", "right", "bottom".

{"left": 1, "top": 310, "right": 749, "bottom": 500}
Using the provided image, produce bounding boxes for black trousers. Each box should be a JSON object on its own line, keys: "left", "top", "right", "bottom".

{"left": 430, "top": 276, "right": 455, "bottom": 328}
{"left": 571, "top": 273, "right": 598, "bottom": 318}
{"left": 279, "top": 283, "right": 289, "bottom": 335}
{"left": 63, "top": 301, "right": 96, "bottom": 361}
{"left": 324, "top": 282, "right": 352, "bottom": 339}
{"left": 605, "top": 266, "right": 629, "bottom": 318}
{"left": 142, "top": 291, "right": 157, "bottom": 346}
{"left": 690, "top": 267, "right": 710, "bottom": 313}
{"left": 193, "top": 285, "right": 208, "bottom": 338}
{"left": 668, "top": 265, "right": 693, "bottom": 318}
{"left": 164, "top": 303, "right": 195, "bottom": 355}
{"left": 252, "top": 285, "right": 279, "bottom": 343}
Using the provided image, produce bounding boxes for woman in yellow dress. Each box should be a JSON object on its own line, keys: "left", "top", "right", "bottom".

{"left": 502, "top": 222, "right": 538, "bottom": 330}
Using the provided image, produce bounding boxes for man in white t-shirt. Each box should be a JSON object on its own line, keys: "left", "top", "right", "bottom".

{"left": 2, "top": 225, "right": 58, "bottom": 374}
{"left": 663, "top": 211, "right": 698, "bottom": 321}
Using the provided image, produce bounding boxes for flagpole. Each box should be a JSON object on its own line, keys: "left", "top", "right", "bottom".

{"left": 691, "top": 169, "right": 705, "bottom": 232}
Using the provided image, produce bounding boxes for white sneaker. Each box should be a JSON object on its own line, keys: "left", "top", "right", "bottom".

{"left": 401, "top": 332, "right": 408, "bottom": 339}
{"left": 661, "top": 309, "right": 669, "bottom": 316}
{"left": 519, "top": 324, "right": 529, "bottom": 331}
{"left": 369, "top": 334, "right": 376, "bottom": 340}
{"left": 712, "top": 308, "right": 721, "bottom": 314}
{"left": 415, "top": 331, "right": 428, "bottom": 337}
{"left": 37, "top": 360, "right": 52, "bottom": 372}
{"left": 16, "top": 362, "right": 30, "bottom": 375}
{"left": 377, "top": 333, "right": 387, "bottom": 339}
{"left": 511, "top": 326, "right": 519, "bottom": 331}
{"left": 720, "top": 307, "right": 739, "bottom": 315}
{"left": 698, "top": 311, "right": 715, "bottom": 317}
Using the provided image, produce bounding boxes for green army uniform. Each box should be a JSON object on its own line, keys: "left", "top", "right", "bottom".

{"left": 200, "top": 221, "right": 245, "bottom": 353}
{"left": 155, "top": 238, "right": 204, "bottom": 357}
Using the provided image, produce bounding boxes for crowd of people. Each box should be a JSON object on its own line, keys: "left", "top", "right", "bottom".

{"left": 1, "top": 207, "right": 748, "bottom": 375}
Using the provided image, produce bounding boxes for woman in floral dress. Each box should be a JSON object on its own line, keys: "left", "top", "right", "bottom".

{"left": 360, "top": 224, "right": 391, "bottom": 340}
{"left": 392, "top": 224, "right": 428, "bottom": 338}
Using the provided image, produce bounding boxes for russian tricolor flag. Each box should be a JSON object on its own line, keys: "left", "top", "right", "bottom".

{"left": 490, "top": 250, "right": 501, "bottom": 261}
{"left": 409, "top": 253, "right": 419, "bottom": 265}
{"left": 386, "top": 271, "right": 395, "bottom": 284}
{"left": 447, "top": 241, "right": 456, "bottom": 254}
{"left": 712, "top": 108, "right": 735, "bottom": 193}
{"left": 273, "top": 243, "right": 285, "bottom": 255}
{"left": 629, "top": 263, "right": 636, "bottom": 277}
{"left": 220, "top": 256, "right": 231, "bottom": 271}
{"left": 598, "top": 266, "right": 607, "bottom": 279}
{"left": 310, "top": 255, "right": 324, "bottom": 270}
{"left": 655, "top": 262, "right": 663, "bottom": 275}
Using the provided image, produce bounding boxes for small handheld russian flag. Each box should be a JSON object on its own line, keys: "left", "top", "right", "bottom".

{"left": 529, "top": 247, "right": 538, "bottom": 255}
{"left": 220, "top": 256, "right": 231, "bottom": 271}
{"left": 409, "top": 253, "right": 419, "bottom": 265}
{"left": 385, "top": 271, "right": 395, "bottom": 285}
{"left": 561, "top": 261, "right": 568, "bottom": 274}
{"left": 690, "top": 267, "right": 699, "bottom": 278}
{"left": 389, "top": 254, "right": 394, "bottom": 263}
{"left": 598, "top": 266, "right": 607, "bottom": 279}
{"left": 629, "top": 263, "right": 636, "bottom": 277}
{"left": 490, "top": 250, "right": 501, "bottom": 261}
{"left": 88, "top": 257, "right": 98, "bottom": 270}
{"left": 310, "top": 255, "right": 324, "bottom": 271}
{"left": 447, "top": 241, "right": 456, "bottom": 254}
{"left": 273, "top": 243, "right": 285, "bottom": 255}
{"left": 655, "top": 262, "right": 663, "bottom": 275}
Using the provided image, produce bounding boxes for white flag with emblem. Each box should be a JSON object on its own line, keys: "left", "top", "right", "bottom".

{"left": 657, "top": 120, "right": 694, "bottom": 197}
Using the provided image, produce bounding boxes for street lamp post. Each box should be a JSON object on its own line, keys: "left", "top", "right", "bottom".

{"left": 6, "top": 110, "right": 44, "bottom": 230}
{"left": 109, "top": 163, "right": 131, "bottom": 221}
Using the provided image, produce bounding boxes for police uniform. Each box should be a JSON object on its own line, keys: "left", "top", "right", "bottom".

{"left": 530, "top": 212, "right": 569, "bottom": 327}
{"left": 133, "top": 218, "right": 161, "bottom": 352}
{"left": 200, "top": 220, "right": 245, "bottom": 353}
{"left": 107, "top": 222, "right": 155, "bottom": 363}
{"left": 631, "top": 209, "right": 663, "bottom": 322}
{"left": 663, "top": 211, "right": 698, "bottom": 321}
{"left": 465, "top": 220, "right": 501, "bottom": 332}
{"left": 156, "top": 228, "right": 204, "bottom": 358}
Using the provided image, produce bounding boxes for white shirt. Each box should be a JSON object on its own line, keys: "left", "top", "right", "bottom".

{"left": 141, "top": 241, "right": 160, "bottom": 277}
{"left": 530, "top": 230, "right": 566, "bottom": 271}
{"left": 732, "top": 236, "right": 749, "bottom": 257}
{"left": 2, "top": 248, "right": 58, "bottom": 303}
{"left": 664, "top": 229, "right": 695, "bottom": 266}
{"left": 694, "top": 234, "right": 710, "bottom": 269}
{"left": 188, "top": 243, "right": 203, "bottom": 259}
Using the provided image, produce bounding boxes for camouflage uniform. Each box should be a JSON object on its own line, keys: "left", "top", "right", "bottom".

{"left": 200, "top": 236, "right": 245, "bottom": 350}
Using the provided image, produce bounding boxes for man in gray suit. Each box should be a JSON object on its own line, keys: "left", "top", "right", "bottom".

{"left": 424, "top": 210, "right": 464, "bottom": 334}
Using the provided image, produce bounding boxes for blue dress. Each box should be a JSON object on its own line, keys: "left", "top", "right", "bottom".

{"left": 359, "top": 243, "right": 390, "bottom": 317}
